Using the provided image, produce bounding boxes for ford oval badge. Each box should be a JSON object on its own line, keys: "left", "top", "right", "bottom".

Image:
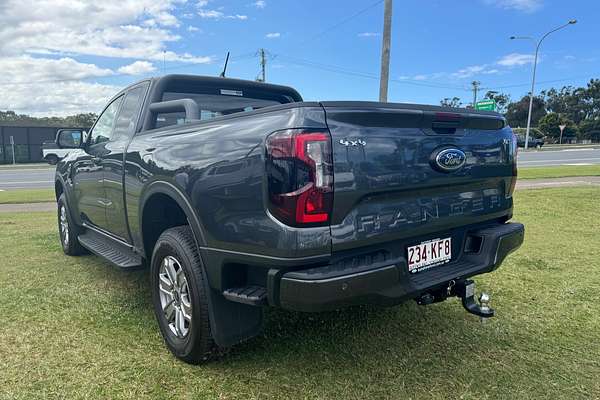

{"left": 432, "top": 148, "right": 467, "bottom": 172}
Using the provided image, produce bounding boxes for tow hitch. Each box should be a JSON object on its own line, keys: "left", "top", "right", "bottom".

{"left": 455, "top": 279, "right": 494, "bottom": 319}
{"left": 416, "top": 279, "right": 494, "bottom": 320}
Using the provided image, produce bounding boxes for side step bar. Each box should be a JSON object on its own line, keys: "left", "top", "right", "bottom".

{"left": 78, "top": 229, "right": 142, "bottom": 269}
{"left": 223, "top": 286, "right": 267, "bottom": 306}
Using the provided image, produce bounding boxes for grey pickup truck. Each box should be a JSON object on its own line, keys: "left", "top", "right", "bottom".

{"left": 54, "top": 74, "right": 524, "bottom": 363}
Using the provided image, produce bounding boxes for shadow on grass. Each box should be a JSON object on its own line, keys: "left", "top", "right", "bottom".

{"left": 40, "top": 235, "right": 496, "bottom": 381}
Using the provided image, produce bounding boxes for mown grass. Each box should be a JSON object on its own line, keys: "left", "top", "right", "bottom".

{"left": 0, "top": 163, "right": 51, "bottom": 170}
{"left": 0, "top": 188, "right": 55, "bottom": 204}
{"left": 1, "top": 188, "right": 599, "bottom": 399}
{"left": 519, "top": 164, "right": 600, "bottom": 180}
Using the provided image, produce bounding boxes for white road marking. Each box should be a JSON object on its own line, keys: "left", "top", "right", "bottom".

{"left": 564, "top": 163, "right": 593, "bottom": 166}
{"left": 519, "top": 157, "right": 600, "bottom": 164}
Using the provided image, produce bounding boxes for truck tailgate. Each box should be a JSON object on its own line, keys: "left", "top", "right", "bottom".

{"left": 322, "top": 101, "right": 517, "bottom": 253}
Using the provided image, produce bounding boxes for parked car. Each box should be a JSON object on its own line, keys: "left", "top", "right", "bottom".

{"left": 54, "top": 74, "right": 523, "bottom": 363}
{"left": 516, "top": 134, "right": 544, "bottom": 149}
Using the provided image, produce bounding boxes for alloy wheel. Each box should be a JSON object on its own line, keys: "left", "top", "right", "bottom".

{"left": 59, "top": 205, "right": 69, "bottom": 247}
{"left": 158, "top": 255, "right": 192, "bottom": 338}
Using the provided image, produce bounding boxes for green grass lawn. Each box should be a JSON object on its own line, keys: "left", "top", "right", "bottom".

{"left": 1, "top": 188, "right": 599, "bottom": 399}
{"left": 519, "top": 164, "right": 600, "bottom": 180}
{"left": 0, "top": 163, "right": 52, "bottom": 171}
{"left": 0, "top": 188, "right": 55, "bottom": 204}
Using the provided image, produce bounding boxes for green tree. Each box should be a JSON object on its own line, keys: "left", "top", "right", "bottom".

{"left": 579, "top": 119, "right": 600, "bottom": 141}
{"left": 440, "top": 97, "right": 462, "bottom": 108}
{"left": 505, "top": 95, "right": 546, "bottom": 128}
{"left": 583, "top": 79, "right": 600, "bottom": 120}
{"left": 538, "top": 112, "right": 578, "bottom": 141}
{"left": 542, "top": 86, "right": 588, "bottom": 124}
{"left": 0, "top": 110, "right": 97, "bottom": 128}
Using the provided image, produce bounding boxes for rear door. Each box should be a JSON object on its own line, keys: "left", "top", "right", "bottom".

{"left": 322, "top": 102, "right": 516, "bottom": 253}
{"left": 103, "top": 83, "right": 148, "bottom": 241}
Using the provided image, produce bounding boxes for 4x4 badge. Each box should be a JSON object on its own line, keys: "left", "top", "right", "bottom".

{"left": 339, "top": 138, "right": 366, "bottom": 147}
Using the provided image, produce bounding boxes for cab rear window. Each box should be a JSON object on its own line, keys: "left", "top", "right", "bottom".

{"left": 155, "top": 91, "right": 284, "bottom": 129}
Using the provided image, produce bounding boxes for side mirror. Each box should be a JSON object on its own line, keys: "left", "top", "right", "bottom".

{"left": 56, "top": 129, "right": 84, "bottom": 149}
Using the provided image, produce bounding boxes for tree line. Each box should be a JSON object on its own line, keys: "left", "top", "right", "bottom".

{"left": 0, "top": 110, "right": 98, "bottom": 129}
{"left": 441, "top": 78, "right": 600, "bottom": 142}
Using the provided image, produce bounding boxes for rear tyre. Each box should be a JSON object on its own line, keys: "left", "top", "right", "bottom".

{"left": 57, "top": 193, "right": 86, "bottom": 256}
{"left": 46, "top": 155, "right": 59, "bottom": 165}
{"left": 151, "top": 226, "right": 219, "bottom": 364}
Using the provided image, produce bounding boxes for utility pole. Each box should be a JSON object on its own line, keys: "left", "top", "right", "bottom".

{"left": 257, "top": 48, "right": 266, "bottom": 82}
{"left": 378, "top": 0, "right": 392, "bottom": 102}
{"left": 471, "top": 81, "right": 481, "bottom": 107}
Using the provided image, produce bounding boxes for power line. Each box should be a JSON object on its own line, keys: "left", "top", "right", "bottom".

{"left": 479, "top": 75, "right": 595, "bottom": 92}
{"left": 297, "top": 0, "right": 384, "bottom": 46}
{"left": 276, "top": 54, "right": 467, "bottom": 90}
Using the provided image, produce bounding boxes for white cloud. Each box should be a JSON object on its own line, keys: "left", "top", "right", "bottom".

{"left": 253, "top": 1, "right": 267, "bottom": 8}
{"left": 483, "top": 0, "right": 542, "bottom": 13}
{"left": 0, "top": 0, "right": 210, "bottom": 63}
{"left": 497, "top": 53, "right": 536, "bottom": 67}
{"left": 0, "top": 55, "right": 114, "bottom": 83}
{"left": 187, "top": 25, "right": 201, "bottom": 32}
{"left": 197, "top": 2, "right": 248, "bottom": 20}
{"left": 117, "top": 61, "right": 156, "bottom": 75}
{"left": 198, "top": 9, "right": 224, "bottom": 18}
{"left": 0, "top": 56, "right": 119, "bottom": 116}
{"left": 265, "top": 32, "right": 281, "bottom": 39}
{"left": 358, "top": 32, "right": 380, "bottom": 37}
{"left": 0, "top": 0, "right": 215, "bottom": 116}
{"left": 1, "top": 81, "right": 119, "bottom": 117}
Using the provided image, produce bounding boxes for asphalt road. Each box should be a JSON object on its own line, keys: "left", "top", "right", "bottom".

{"left": 0, "top": 166, "right": 55, "bottom": 190}
{"left": 1, "top": 146, "right": 600, "bottom": 191}
{"left": 517, "top": 147, "right": 600, "bottom": 167}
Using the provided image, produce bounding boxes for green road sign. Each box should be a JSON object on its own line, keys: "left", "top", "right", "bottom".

{"left": 475, "top": 99, "right": 497, "bottom": 111}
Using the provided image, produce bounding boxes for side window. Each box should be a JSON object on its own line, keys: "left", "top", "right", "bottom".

{"left": 89, "top": 96, "right": 123, "bottom": 145}
{"left": 112, "top": 85, "right": 147, "bottom": 141}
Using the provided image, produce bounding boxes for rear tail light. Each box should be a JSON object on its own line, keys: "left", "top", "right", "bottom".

{"left": 508, "top": 132, "right": 518, "bottom": 196}
{"left": 265, "top": 129, "right": 333, "bottom": 226}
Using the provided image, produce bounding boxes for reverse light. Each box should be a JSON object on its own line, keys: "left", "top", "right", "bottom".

{"left": 266, "top": 130, "right": 333, "bottom": 226}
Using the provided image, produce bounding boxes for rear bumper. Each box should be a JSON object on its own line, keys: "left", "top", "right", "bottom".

{"left": 276, "top": 222, "right": 524, "bottom": 312}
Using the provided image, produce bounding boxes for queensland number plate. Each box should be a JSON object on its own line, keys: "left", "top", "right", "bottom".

{"left": 407, "top": 237, "right": 451, "bottom": 273}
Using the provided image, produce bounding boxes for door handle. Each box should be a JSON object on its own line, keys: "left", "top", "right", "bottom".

{"left": 91, "top": 156, "right": 102, "bottom": 164}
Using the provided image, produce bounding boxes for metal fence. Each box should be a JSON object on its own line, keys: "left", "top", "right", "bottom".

{"left": 0, "top": 125, "right": 61, "bottom": 164}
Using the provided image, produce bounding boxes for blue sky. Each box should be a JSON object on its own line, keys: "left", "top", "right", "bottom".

{"left": 0, "top": 0, "right": 597, "bottom": 115}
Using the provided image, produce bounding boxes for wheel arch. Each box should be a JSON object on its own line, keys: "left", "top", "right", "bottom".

{"left": 139, "top": 180, "right": 263, "bottom": 348}
{"left": 55, "top": 179, "right": 64, "bottom": 201}
{"left": 139, "top": 180, "right": 207, "bottom": 260}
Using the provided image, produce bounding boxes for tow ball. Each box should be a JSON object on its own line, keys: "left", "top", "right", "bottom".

{"left": 416, "top": 279, "right": 495, "bottom": 320}
{"left": 454, "top": 279, "right": 494, "bottom": 319}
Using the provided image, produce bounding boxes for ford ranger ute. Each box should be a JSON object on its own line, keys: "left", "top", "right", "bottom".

{"left": 54, "top": 74, "right": 524, "bottom": 363}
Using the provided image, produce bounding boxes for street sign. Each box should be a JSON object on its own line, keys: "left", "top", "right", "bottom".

{"left": 474, "top": 99, "right": 497, "bottom": 111}
{"left": 559, "top": 124, "right": 567, "bottom": 144}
